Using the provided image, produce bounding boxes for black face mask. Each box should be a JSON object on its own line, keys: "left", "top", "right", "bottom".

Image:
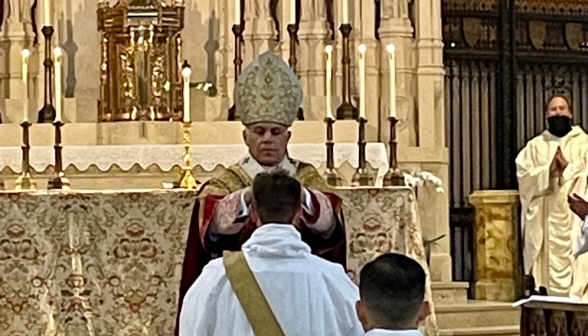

{"left": 547, "top": 116, "right": 572, "bottom": 137}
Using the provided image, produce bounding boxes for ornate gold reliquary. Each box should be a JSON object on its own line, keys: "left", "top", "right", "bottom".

{"left": 97, "top": 0, "right": 185, "bottom": 122}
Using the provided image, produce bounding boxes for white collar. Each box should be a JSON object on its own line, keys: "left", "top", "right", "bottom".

{"left": 242, "top": 224, "right": 311, "bottom": 259}
{"left": 366, "top": 329, "right": 422, "bottom": 336}
{"left": 238, "top": 154, "right": 299, "bottom": 180}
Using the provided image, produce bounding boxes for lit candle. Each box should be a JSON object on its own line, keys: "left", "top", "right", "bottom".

{"left": 342, "top": 0, "right": 349, "bottom": 24}
{"left": 358, "top": 44, "right": 367, "bottom": 119}
{"left": 54, "top": 47, "right": 62, "bottom": 122}
{"left": 325, "top": 45, "right": 334, "bottom": 120}
{"left": 386, "top": 44, "right": 397, "bottom": 118}
{"left": 43, "top": 0, "right": 50, "bottom": 26}
{"left": 290, "top": 0, "right": 296, "bottom": 25}
{"left": 235, "top": 0, "right": 240, "bottom": 24}
{"left": 182, "top": 65, "right": 192, "bottom": 123}
{"left": 21, "top": 49, "right": 30, "bottom": 122}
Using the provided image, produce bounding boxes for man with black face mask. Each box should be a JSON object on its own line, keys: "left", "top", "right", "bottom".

{"left": 516, "top": 93, "right": 588, "bottom": 301}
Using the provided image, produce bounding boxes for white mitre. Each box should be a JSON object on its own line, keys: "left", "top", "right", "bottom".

{"left": 234, "top": 50, "right": 303, "bottom": 127}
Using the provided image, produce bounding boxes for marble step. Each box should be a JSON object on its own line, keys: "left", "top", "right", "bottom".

{"left": 435, "top": 301, "right": 520, "bottom": 329}
{"left": 440, "top": 326, "right": 520, "bottom": 336}
{"left": 432, "top": 281, "right": 469, "bottom": 304}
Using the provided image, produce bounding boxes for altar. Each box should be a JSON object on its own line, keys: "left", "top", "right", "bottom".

{"left": 0, "top": 187, "right": 438, "bottom": 336}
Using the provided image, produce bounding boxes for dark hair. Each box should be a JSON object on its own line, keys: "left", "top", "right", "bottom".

{"left": 545, "top": 93, "right": 573, "bottom": 114}
{"left": 252, "top": 170, "right": 301, "bottom": 224}
{"left": 359, "top": 253, "right": 426, "bottom": 329}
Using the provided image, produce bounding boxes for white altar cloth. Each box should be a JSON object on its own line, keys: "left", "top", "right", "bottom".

{"left": 0, "top": 143, "right": 389, "bottom": 185}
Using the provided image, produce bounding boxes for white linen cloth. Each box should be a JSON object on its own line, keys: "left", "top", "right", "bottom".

{"left": 179, "top": 224, "right": 363, "bottom": 336}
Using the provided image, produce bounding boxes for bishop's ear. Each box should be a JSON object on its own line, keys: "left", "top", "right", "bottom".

{"left": 417, "top": 301, "right": 431, "bottom": 323}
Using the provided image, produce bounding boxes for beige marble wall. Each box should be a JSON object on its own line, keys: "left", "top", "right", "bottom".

{"left": 469, "top": 190, "right": 521, "bottom": 301}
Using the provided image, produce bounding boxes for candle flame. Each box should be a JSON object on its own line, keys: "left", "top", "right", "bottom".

{"left": 181, "top": 66, "right": 192, "bottom": 78}
{"left": 386, "top": 44, "right": 396, "bottom": 54}
{"left": 358, "top": 44, "right": 367, "bottom": 53}
{"left": 53, "top": 47, "right": 63, "bottom": 58}
{"left": 21, "top": 49, "right": 30, "bottom": 58}
{"left": 325, "top": 45, "right": 333, "bottom": 53}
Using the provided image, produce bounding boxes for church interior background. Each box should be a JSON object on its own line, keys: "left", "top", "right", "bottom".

{"left": 1, "top": 0, "right": 586, "bottom": 334}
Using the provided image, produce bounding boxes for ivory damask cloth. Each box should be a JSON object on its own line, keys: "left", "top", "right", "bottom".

{"left": 0, "top": 188, "right": 438, "bottom": 336}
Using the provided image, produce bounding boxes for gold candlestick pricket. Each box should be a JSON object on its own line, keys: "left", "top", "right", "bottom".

{"left": 351, "top": 117, "right": 371, "bottom": 186}
{"left": 383, "top": 116, "right": 405, "bottom": 186}
{"left": 175, "top": 62, "right": 199, "bottom": 189}
{"left": 323, "top": 117, "right": 341, "bottom": 186}
{"left": 15, "top": 121, "right": 37, "bottom": 190}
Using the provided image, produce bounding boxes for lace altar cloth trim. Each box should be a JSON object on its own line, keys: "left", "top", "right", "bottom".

{"left": 0, "top": 188, "right": 438, "bottom": 336}
{"left": 0, "top": 143, "right": 388, "bottom": 183}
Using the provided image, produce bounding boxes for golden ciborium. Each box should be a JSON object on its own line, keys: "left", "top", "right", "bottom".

{"left": 97, "top": 0, "right": 185, "bottom": 122}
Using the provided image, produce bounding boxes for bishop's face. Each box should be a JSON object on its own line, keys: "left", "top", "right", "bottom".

{"left": 243, "top": 122, "right": 291, "bottom": 166}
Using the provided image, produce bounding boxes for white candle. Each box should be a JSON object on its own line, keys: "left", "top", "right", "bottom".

{"left": 325, "top": 45, "right": 334, "bottom": 120}
{"left": 290, "top": 0, "right": 296, "bottom": 25}
{"left": 182, "top": 66, "right": 192, "bottom": 123}
{"left": 21, "top": 49, "right": 30, "bottom": 122}
{"left": 54, "top": 47, "right": 62, "bottom": 122}
{"left": 43, "top": 0, "right": 51, "bottom": 26}
{"left": 342, "top": 0, "right": 349, "bottom": 24}
{"left": 235, "top": 0, "right": 240, "bottom": 24}
{"left": 386, "top": 44, "right": 397, "bottom": 118}
{"left": 358, "top": 44, "right": 367, "bottom": 119}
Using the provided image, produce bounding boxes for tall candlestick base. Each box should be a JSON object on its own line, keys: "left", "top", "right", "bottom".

{"left": 323, "top": 117, "right": 341, "bottom": 186}
{"left": 15, "top": 121, "right": 37, "bottom": 191}
{"left": 38, "top": 26, "right": 56, "bottom": 123}
{"left": 336, "top": 23, "right": 358, "bottom": 120}
{"left": 351, "top": 117, "right": 371, "bottom": 186}
{"left": 174, "top": 122, "right": 201, "bottom": 190}
{"left": 383, "top": 116, "right": 405, "bottom": 186}
{"left": 228, "top": 24, "right": 243, "bottom": 121}
{"left": 48, "top": 121, "right": 70, "bottom": 190}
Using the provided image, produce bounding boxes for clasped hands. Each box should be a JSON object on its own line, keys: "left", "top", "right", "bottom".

{"left": 551, "top": 147, "right": 569, "bottom": 173}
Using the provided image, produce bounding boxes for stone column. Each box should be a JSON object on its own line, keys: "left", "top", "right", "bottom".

{"left": 243, "top": 0, "right": 276, "bottom": 66}
{"left": 2, "top": 16, "right": 34, "bottom": 123}
{"left": 298, "top": 1, "right": 330, "bottom": 120}
{"left": 410, "top": 0, "right": 451, "bottom": 282}
{"left": 360, "top": 0, "right": 378, "bottom": 142}
{"left": 469, "top": 190, "right": 520, "bottom": 302}
{"left": 416, "top": 0, "right": 444, "bottom": 148}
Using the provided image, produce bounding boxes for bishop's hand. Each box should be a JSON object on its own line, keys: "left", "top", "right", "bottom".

{"left": 568, "top": 193, "right": 588, "bottom": 219}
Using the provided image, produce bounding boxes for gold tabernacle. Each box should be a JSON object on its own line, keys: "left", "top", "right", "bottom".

{"left": 97, "top": 0, "right": 185, "bottom": 122}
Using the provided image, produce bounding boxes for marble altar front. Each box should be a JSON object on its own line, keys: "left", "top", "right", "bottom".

{"left": 0, "top": 187, "right": 438, "bottom": 336}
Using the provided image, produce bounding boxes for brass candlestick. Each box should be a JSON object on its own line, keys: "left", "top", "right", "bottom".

{"left": 323, "top": 117, "right": 341, "bottom": 186}
{"left": 351, "top": 117, "right": 371, "bottom": 186}
{"left": 336, "top": 24, "right": 358, "bottom": 120}
{"left": 174, "top": 121, "right": 200, "bottom": 189}
{"left": 383, "top": 116, "right": 405, "bottom": 186}
{"left": 15, "top": 121, "right": 37, "bottom": 190}
{"left": 48, "top": 120, "right": 70, "bottom": 190}
{"left": 287, "top": 23, "right": 305, "bottom": 121}
{"left": 38, "top": 26, "right": 56, "bottom": 123}
{"left": 228, "top": 24, "right": 243, "bottom": 121}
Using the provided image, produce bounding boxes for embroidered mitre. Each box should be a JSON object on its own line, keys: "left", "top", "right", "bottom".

{"left": 234, "top": 51, "right": 303, "bottom": 127}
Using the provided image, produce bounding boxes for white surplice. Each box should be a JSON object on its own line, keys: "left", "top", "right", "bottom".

{"left": 179, "top": 224, "right": 363, "bottom": 336}
{"left": 516, "top": 126, "right": 588, "bottom": 299}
